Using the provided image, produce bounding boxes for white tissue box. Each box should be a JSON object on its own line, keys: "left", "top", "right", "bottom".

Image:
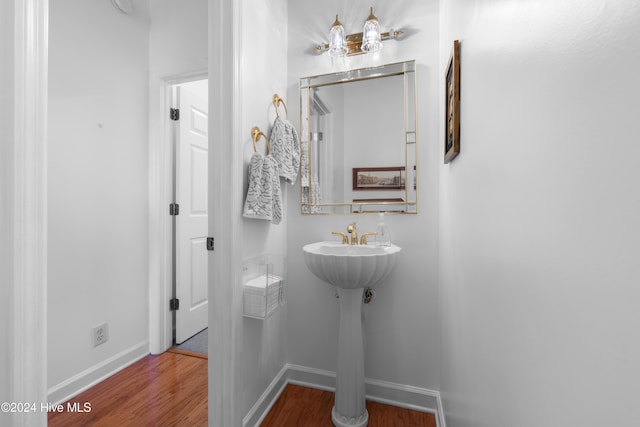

{"left": 242, "top": 254, "right": 285, "bottom": 319}
{"left": 243, "top": 274, "right": 284, "bottom": 318}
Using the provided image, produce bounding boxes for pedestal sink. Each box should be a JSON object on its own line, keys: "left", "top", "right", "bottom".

{"left": 302, "top": 241, "right": 401, "bottom": 427}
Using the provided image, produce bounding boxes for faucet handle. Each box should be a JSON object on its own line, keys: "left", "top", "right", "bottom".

{"left": 360, "top": 232, "right": 377, "bottom": 245}
{"left": 332, "top": 231, "right": 349, "bottom": 245}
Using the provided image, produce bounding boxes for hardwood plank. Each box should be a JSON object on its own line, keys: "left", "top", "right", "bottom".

{"left": 260, "top": 384, "right": 437, "bottom": 427}
{"left": 48, "top": 354, "right": 434, "bottom": 427}
{"left": 48, "top": 352, "right": 207, "bottom": 427}
{"left": 167, "top": 347, "right": 208, "bottom": 360}
{"left": 261, "top": 384, "right": 335, "bottom": 426}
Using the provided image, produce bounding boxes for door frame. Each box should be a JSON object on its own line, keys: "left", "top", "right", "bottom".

{"left": 208, "top": 0, "right": 244, "bottom": 425}
{"left": 8, "top": 0, "right": 49, "bottom": 424}
{"left": 149, "top": 70, "right": 208, "bottom": 355}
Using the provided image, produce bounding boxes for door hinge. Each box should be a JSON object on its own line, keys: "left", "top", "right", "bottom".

{"left": 170, "top": 298, "right": 180, "bottom": 311}
{"left": 206, "top": 237, "right": 215, "bottom": 251}
{"left": 170, "top": 108, "right": 180, "bottom": 121}
{"left": 169, "top": 203, "right": 179, "bottom": 216}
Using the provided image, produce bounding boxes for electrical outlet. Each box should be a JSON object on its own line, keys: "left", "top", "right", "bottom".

{"left": 92, "top": 322, "right": 108, "bottom": 347}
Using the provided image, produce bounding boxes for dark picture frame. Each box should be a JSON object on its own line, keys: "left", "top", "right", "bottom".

{"left": 444, "top": 40, "right": 460, "bottom": 164}
{"left": 352, "top": 167, "right": 405, "bottom": 191}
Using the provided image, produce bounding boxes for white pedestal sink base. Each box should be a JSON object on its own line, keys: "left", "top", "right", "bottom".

{"left": 332, "top": 406, "right": 368, "bottom": 427}
{"left": 332, "top": 287, "right": 369, "bottom": 427}
{"left": 302, "top": 241, "right": 401, "bottom": 427}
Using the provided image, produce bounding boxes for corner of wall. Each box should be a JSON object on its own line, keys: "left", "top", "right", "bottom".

{"left": 0, "top": 0, "right": 14, "bottom": 408}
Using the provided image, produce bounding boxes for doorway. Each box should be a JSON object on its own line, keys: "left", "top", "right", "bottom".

{"left": 171, "top": 79, "right": 209, "bottom": 347}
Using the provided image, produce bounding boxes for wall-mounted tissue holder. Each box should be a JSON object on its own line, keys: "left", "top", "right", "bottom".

{"left": 242, "top": 254, "right": 285, "bottom": 319}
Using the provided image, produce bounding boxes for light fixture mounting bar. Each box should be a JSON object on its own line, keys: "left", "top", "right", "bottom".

{"left": 315, "top": 29, "right": 404, "bottom": 56}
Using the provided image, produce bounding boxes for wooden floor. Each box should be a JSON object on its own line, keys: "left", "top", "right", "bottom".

{"left": 49, "top": 352, "right": 435, "bottom": 427}
{"left": 48, "top": 352, "right": 208, "bottom": 427}
{"left": 261, "top": 384, "right": 437, "bottom": 427}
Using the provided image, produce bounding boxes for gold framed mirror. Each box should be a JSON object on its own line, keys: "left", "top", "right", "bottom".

{"left": 299, "top": 60, "right": 417, "bottom": 215}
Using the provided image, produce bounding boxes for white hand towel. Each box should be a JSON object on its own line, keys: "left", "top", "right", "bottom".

{"left": 243, "top": 153, "right": 282, "bottom": 224}
{"left": 269, "top": 117, "right": 300, "bottom": 184}
{"left": 267, "top": 154, "right": 283, "bottom": 224}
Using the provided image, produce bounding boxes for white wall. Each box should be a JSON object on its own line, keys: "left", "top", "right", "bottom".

{"left": 48, "top": 0, "right": 150, "bottom": 395}
{"left": 439, "top": 1, "right": 640, "bottom": 426}
{"left": 238, "top": 0, "right": 289, "bottom": 416}
{"left": 0, "top": 0, "right": 14, "bottom": 409}
{"left": 287, "top": 0, "right": 441, "bottom": 390}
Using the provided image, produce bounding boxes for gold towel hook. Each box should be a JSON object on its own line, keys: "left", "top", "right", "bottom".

{"left": 251, "top": 126, "right": 272, "bottom": 155}
{"left": 273, "top": 93, "right": 288, "bottom": 119}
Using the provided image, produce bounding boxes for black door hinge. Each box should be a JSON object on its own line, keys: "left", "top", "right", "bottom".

{"left": 170, "top": 298, "right": 180, "bottom": 311}
{"left": 170, "top": 108, "right": 180, "bottom": 121}
{"left": 169, "top": 203, "right": 179, "bottom": 216}
{"left": 206, "top": 237, "right": 215, "bottom": 251}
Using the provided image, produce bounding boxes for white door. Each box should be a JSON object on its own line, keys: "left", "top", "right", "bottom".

{"left": 175, "top": 83, "right": 209, "bottom": 344}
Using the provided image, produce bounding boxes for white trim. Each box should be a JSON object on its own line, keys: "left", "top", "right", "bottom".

{"left": 365, "top": 378, "right": 441, "bottom": 416}
{"left": 11, "top": 0, "right": 48, "bottom": 425}
{"left": 435, "top": 390, "right": 447, "bottom": 427}
{"left": 208, "top": 0, "right": 243, "bottom": 426}
{"left": 164, "top": 70, "right": 209, "bottom": 86}
{"left": 243, "top": 364, "right": 446, "bottom": 427}
{"left": 148, "top": 70, "right": 207, "bottom": 356}
{"left": 47, "top": 342, "right": 149, "bottom": 405}
{"left": 242, "top": 365, "right": 289, "bottom": 427}
{"left": 286, "top": 363, "right": 336, "bottom": 391}
{"left": 147, "top": 75, "right": 173, "bottom": 354}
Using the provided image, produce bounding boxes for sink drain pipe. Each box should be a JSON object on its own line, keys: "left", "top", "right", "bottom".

{"left": 334, "top": 287, "right": 376, "bottom": 304}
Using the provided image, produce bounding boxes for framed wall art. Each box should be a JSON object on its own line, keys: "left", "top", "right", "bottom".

{"left": 444, "top": 39, "right": 460, "bottom": 164}
{"left": 352, "top": 167, "right": 406, "bottom": 191}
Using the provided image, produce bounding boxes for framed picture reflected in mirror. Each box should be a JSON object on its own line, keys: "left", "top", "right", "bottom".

{"left": 352, "top": 166, "right": 406, "bottom": 191}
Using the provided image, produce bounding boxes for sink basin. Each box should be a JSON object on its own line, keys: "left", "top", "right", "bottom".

{"left": 303, "top": 241, "right": 401, "bottom": 289}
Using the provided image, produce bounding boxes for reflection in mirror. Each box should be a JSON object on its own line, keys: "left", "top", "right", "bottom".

{"left": 299, "top": 60, "right": 417, "bottom": 214}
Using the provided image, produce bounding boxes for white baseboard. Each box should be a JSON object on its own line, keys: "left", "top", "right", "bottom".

{"left": 47, "top": 341, "right": 149, "bottom": 405}
{"left": 244, "top": 363, "right": 446, "bottom": 427}
{"left": 242, "top": 365, "right": 289, "bottom": 427}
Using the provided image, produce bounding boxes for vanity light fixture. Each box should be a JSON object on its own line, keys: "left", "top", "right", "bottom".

{"left": 328, "top": 15, "right": 348, "bottom": 58}
{"left": 316, "top": 7, "right": 404, "bottom": 57}
{"left": 361, "top": 7, "right": 382, "bottom": 53}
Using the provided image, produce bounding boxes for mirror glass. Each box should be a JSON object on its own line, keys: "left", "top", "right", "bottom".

{"left": 299, "top": 60, "right": 417, "bottom": 215}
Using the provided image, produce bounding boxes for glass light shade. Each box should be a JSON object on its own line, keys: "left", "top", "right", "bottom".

{"left": 361, "top": 7, "right": 382, "bottom": 53}
{"left": 328, "top": 15, "right": 348, "bottom": 58}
